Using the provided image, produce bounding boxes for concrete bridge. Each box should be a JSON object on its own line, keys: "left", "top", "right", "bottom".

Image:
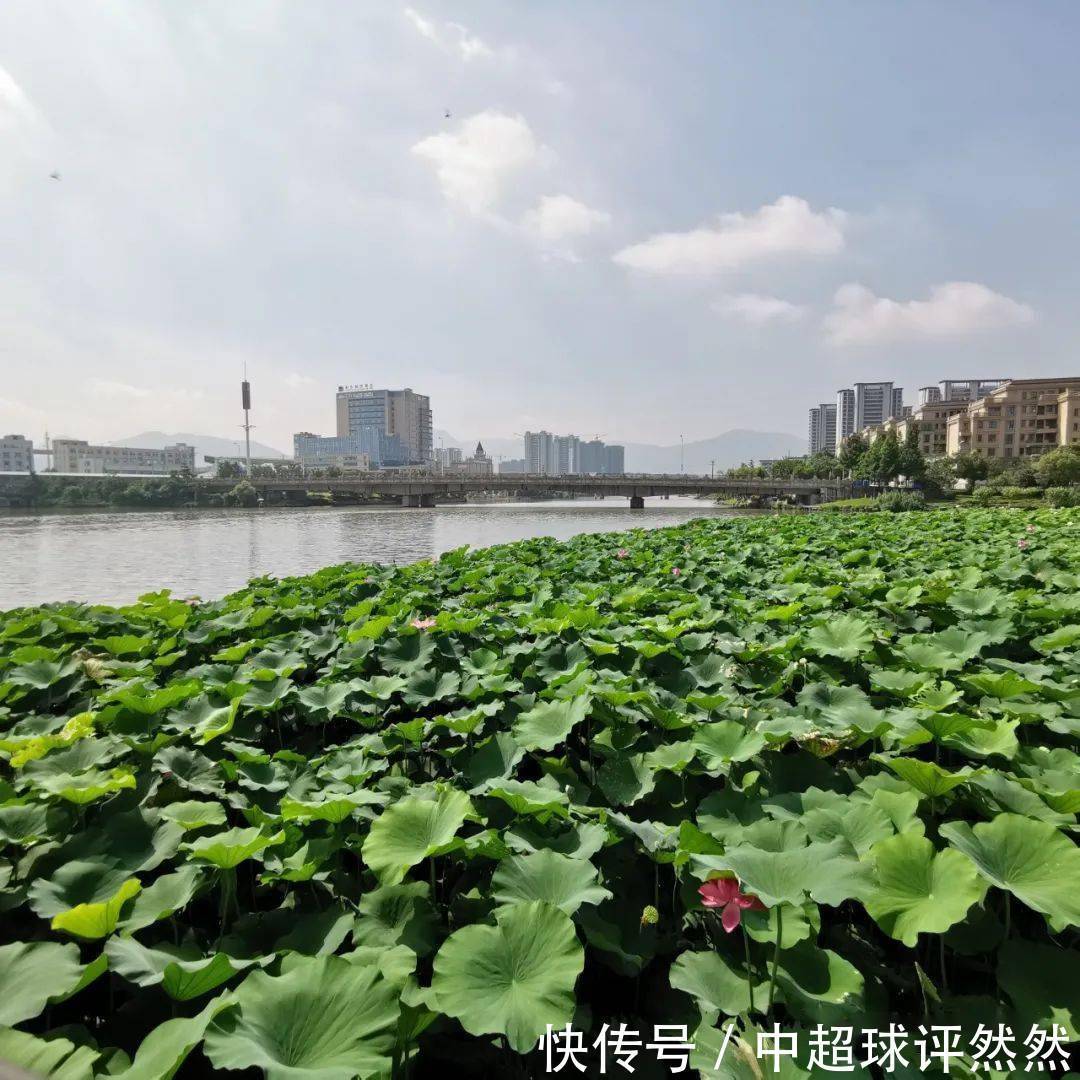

{"left": 203, "top": 473, "right": 861, "bottom": 508}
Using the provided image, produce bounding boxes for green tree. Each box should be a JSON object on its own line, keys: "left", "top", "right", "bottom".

{"left": 838, "top": 434, "right": 868, "bottom": 474}
{"left": 855, "top": 432, "right": 903, "bottom": 484}
{"left": 922, "top": 457, "right": 957, "bottom": 499}
{"left": 898, "top": 425, "right": 925, "bottom": 480}
{"left": 1034, "top": 446, "right": 1080, "bottom": 487}
{"left": 952, "top": 453, "right": 989, "bottom": 489}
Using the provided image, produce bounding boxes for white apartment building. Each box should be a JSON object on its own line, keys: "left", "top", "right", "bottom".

{"left": 836, "top": 389, "right": 856, "bottom": 441}
{"left": 807, "top": 403, "right": 837, "bottom": 455}
{"left": 853, "top": 382, "right": 900, "bottom": 430}
{"left": 1, "top": 435, "right": 34, "bottom": 473}
{"left": 52, "top": 439, "right": 195, "bottom": 475}
{"left": 525, "top": 431, "right": 557, "bottom": 474}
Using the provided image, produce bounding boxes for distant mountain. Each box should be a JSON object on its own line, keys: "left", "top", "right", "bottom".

{"left": 435, "top": 428, "right": 804, "bottom": 473}
{"left": 113, "top": 432, "right": 287, "bottom": 468}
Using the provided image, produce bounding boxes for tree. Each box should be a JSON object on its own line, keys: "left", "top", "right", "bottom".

{"left": 952, "top": 453, "right": 989, "bottom": 489}
{"left": 922, "top": 457, "right": 958, "bottom": 499}
{"left": 855, "top": 432, "right": 903, "bottom": 484}
{"left": 898, "top": 425, "right": 925, "bottom": 480}
{"left": 1034, "top": 446, "right": 1080, "bottom": 488}
{"left": 838, "top": 434, "right": 867, "bottom": 473}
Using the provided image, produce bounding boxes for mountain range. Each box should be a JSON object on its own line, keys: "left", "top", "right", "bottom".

{"left": 436, "top": 429, "right": 805, "bottom": 474}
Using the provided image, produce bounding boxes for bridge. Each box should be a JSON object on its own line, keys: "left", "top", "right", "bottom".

{"left": 203, "top": 473, "right": 861, "bottom": 507}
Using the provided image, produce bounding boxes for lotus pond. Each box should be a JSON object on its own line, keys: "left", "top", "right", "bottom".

{"left": 1, "top": 508, "right": 1078, "bottom": 1078}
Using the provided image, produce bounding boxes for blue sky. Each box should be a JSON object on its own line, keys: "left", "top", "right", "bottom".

{"left": 1, "top": 2, "right": 1077, "bottom": 451}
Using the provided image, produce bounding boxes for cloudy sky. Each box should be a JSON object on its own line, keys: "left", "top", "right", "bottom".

{"left": 2, "top": 3, "right": 1077, "bottom": 452}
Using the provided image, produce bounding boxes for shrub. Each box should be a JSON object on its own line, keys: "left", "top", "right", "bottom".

{"left": 874, "top": 490, "right": 927, "bottom": 512}
{"left": 967, "top": 486, "right": 996, "bottom": 506}
{"left": 1044, "top": 486, "right": 1080, "bottom": 508}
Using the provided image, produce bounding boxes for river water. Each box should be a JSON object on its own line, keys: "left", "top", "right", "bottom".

{"left": 0, "top": 498, "right": 752, "bottom": 609}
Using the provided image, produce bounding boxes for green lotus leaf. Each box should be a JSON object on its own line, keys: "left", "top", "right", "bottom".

{"left": 119, "top": 866, "right": 204, "bottom": 933}
{"left": 159, "top": 800, "right": 228, "bottom": 831}
{"left": 105, "top": 936, "right": 260, "bottom": 1000}
{"left": 0, "top": 941, "right": 88, "bottom": 1025}
{"left": 491, "top": 850, "right": 611, "bottom": 914}
{"left": 997, "top": 940, "right": 1080, "bottom": 1041}
{"left": 710, "top": 843, "right": 823, "bottom": 907}
{"left": 35, "top": 766, "right": 136, "bottom": 804}
{"left": 803, "top": 614, "right": 875, "bottom": 661}
{"left": 597, "top": 752, "right": 656, "bottom": 805}
{"left": 1031, "top": 623, "right": 1080, "bottom": 654}
{"left": 878, "top": 756, "right": 980, "bottom": 799}
{"left": 692, "top": 721, "right": 767, "bottom": 772}
{"left": 183, "top": 826, "right": 285, "bottom": 869}
{"left": 863, "top": 830, "right": 987, "bottom": 946}
{"left": 0, "top": 802, "right": 53, "bottom": 846}
{"left": 940, "top": 814, "right": 1080, "bottom": 927}
{"left": 280, "top": 790, "right": 386, "bottom": 823}
{"left": 431, "top": 900, "right": 584, "bottom": 1052}
{"left": 112, "top": 992, "right": 235, "bottom": 1080}
{"left": 353, "top": 882, "right": 441, "bottom": 954}
{"left": 485, "top": 780, "right": 570, "bottom": 818}
{"left": 773, "top": 941, "right": 865, "bottom": 1025}
{"left": 463, "top": 732, "right": 525, "bottom": 791}
{"left": 204, "top": 954, "right": 400, "bottom": 1079}
{"left": 51, "top": 875, "right": 143, "bottom": 939}
{"left": 168, "top": 694, "right": 241, "bottom": 743}
{"left": 0, "top": 1027, "right": 101, "bottom": 1080}
{"left": 669, "top": 949, "right": 763, "bottom": 1016}
{"left": 106, "top": 678, "right": 202, "bottom": 715}
{"left": 511, "top": 695, "right": 591, "bottom": 752}
{"left": 294, "top": 682, "right": 353, "bottom": 719}
{"left": 361, "top": 788, "right": 473, "bottom": 885}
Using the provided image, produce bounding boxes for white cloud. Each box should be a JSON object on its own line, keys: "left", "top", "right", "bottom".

{"left": 613, "top": 195, "right": 847, "bottom": 275}
{"left": 88, "top": 379, "right": 204, "bottom": 404}
{"left": 404, "top": 8, "right": 494, "bottom": 62}
{"left": 522, "top": 194, "right": 610, "bottom": 243}
{"left": 283, "top": 372, "right": 316, "bottom": 388}
{"left": 412, "top": 110, "right": 540, "bottom": 213}
{"left": 824, "top": 281, "right": 1036, "bottom": 346}
{"left": 89, "top": 379, "right": 152, "bottom": 400}
{"left": 714, "top": 293, "right": 807, "bottom": 325}
{"left": 0, "top": 64, "right": 37, "bottom": 131}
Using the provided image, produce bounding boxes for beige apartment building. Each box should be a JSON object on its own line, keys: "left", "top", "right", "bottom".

{"left": 861, "top": 399, "right": 968, "bottom": 457}
{"left": 945, "top": 378, "right": 1080, "bottom": 460}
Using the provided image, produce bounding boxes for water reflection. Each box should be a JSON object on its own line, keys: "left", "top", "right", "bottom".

{"left": 0, "top": 499, "right": 751, "bottom": 608}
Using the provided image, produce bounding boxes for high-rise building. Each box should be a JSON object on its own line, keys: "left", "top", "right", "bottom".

{"left": 524, "top": 431, "right": 556, "bottom": 474}
{"left": 0, "top": 435, "right": 34, "bottom": 473}
{"left": 499, "top": 458, "right": 526, "bottom": 474}
{"left": 463, "top": 442, "right": 494, "bottom": 476}
{"left": 335, "top": 386, "right": 432, "bottom": 465}
{"left": 435, "top": 447, "right": 463, "bottom": 470}
{"left": 891, "top": 387, "right": 905, "bottom": 418}
{"left": 554, "top": 435, "right": 580, "bottom": 475}
{"left": 603, "top": 445, "right": 625, "bottom": 475}
{"left": 853, "top": 382, "right": 896, "bottom": 430}
{"left": 940, "top": 379, "right": 1009, "bottom": 403}
{"left": 808, "top": 403, "right": 837, "bottom": 455}
{"left": 836, "top": 389, "right": 856, "bottom": 441}
{"left": 578, "top": 440, "right": 605, "bottom": 475}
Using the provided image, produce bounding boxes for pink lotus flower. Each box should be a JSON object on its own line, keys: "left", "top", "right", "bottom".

{"left": 616, "top": 548, "right": 629, "bottom": 559}
{"left": 1017, "top": 539, "right": 1029, "bottom": 550}
{"left": 699, "top": 877, "right": 766, "bottom": 932}
{"left": 672, "top": 567, "right": 681, "bottom": 577}
{"left": 411, "top": 617, "right": 437, "bottom": 630}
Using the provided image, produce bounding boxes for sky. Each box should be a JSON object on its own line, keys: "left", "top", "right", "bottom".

{"left": 2, "top": 2, "right": 1079, "bottom": 453}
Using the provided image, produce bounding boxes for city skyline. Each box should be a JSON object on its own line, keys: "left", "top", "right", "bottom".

{"left": 3, "top": 4, "right": 1079, "bottom": 451}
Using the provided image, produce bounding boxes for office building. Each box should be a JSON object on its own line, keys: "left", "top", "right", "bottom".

{"left": 52, "top": 439, "right": 195, "bottom": 475}
{"left": 891, "top": 387, "right": 905, "bottom": 419}
{"left": 603, "top": 445, "right": 625, "bottom": 475}
{"left": 807, "top": 403, "right": 837, "bottom": 455}
{"left": 578, "top": 440, "right": 605, "bottom": 475}
{"left": 293, "top": 431, "right": 397, "bottom": 470}
{"left": 0, "top": 435, "right": 34, "bottom": 473}
{"left": 335, "top": 385, "right": 432, "bottom": 466}
{"left": 836, "top": 389, "right": 856, "bottom": 441}
{"left": 499, "top": 458, "right": 526, "bottom": 474}
{"left": 945, "top": 378, "right": 1080, "bottom": 460}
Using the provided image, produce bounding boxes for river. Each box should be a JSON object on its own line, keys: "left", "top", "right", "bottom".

{"left": 0, "top": 498, "right": 753, "bottom": 609}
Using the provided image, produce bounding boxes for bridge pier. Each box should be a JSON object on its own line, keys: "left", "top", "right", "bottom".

{"left": 400, "top": 493, "right": 436, "bottom": 508}
{"left": 629, "top": 495, "right": 645, "bottom": 510}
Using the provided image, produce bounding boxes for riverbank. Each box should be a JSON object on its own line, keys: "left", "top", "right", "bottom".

{"left": 1, "top": 508, "right": 1076, "bottom": 1077}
